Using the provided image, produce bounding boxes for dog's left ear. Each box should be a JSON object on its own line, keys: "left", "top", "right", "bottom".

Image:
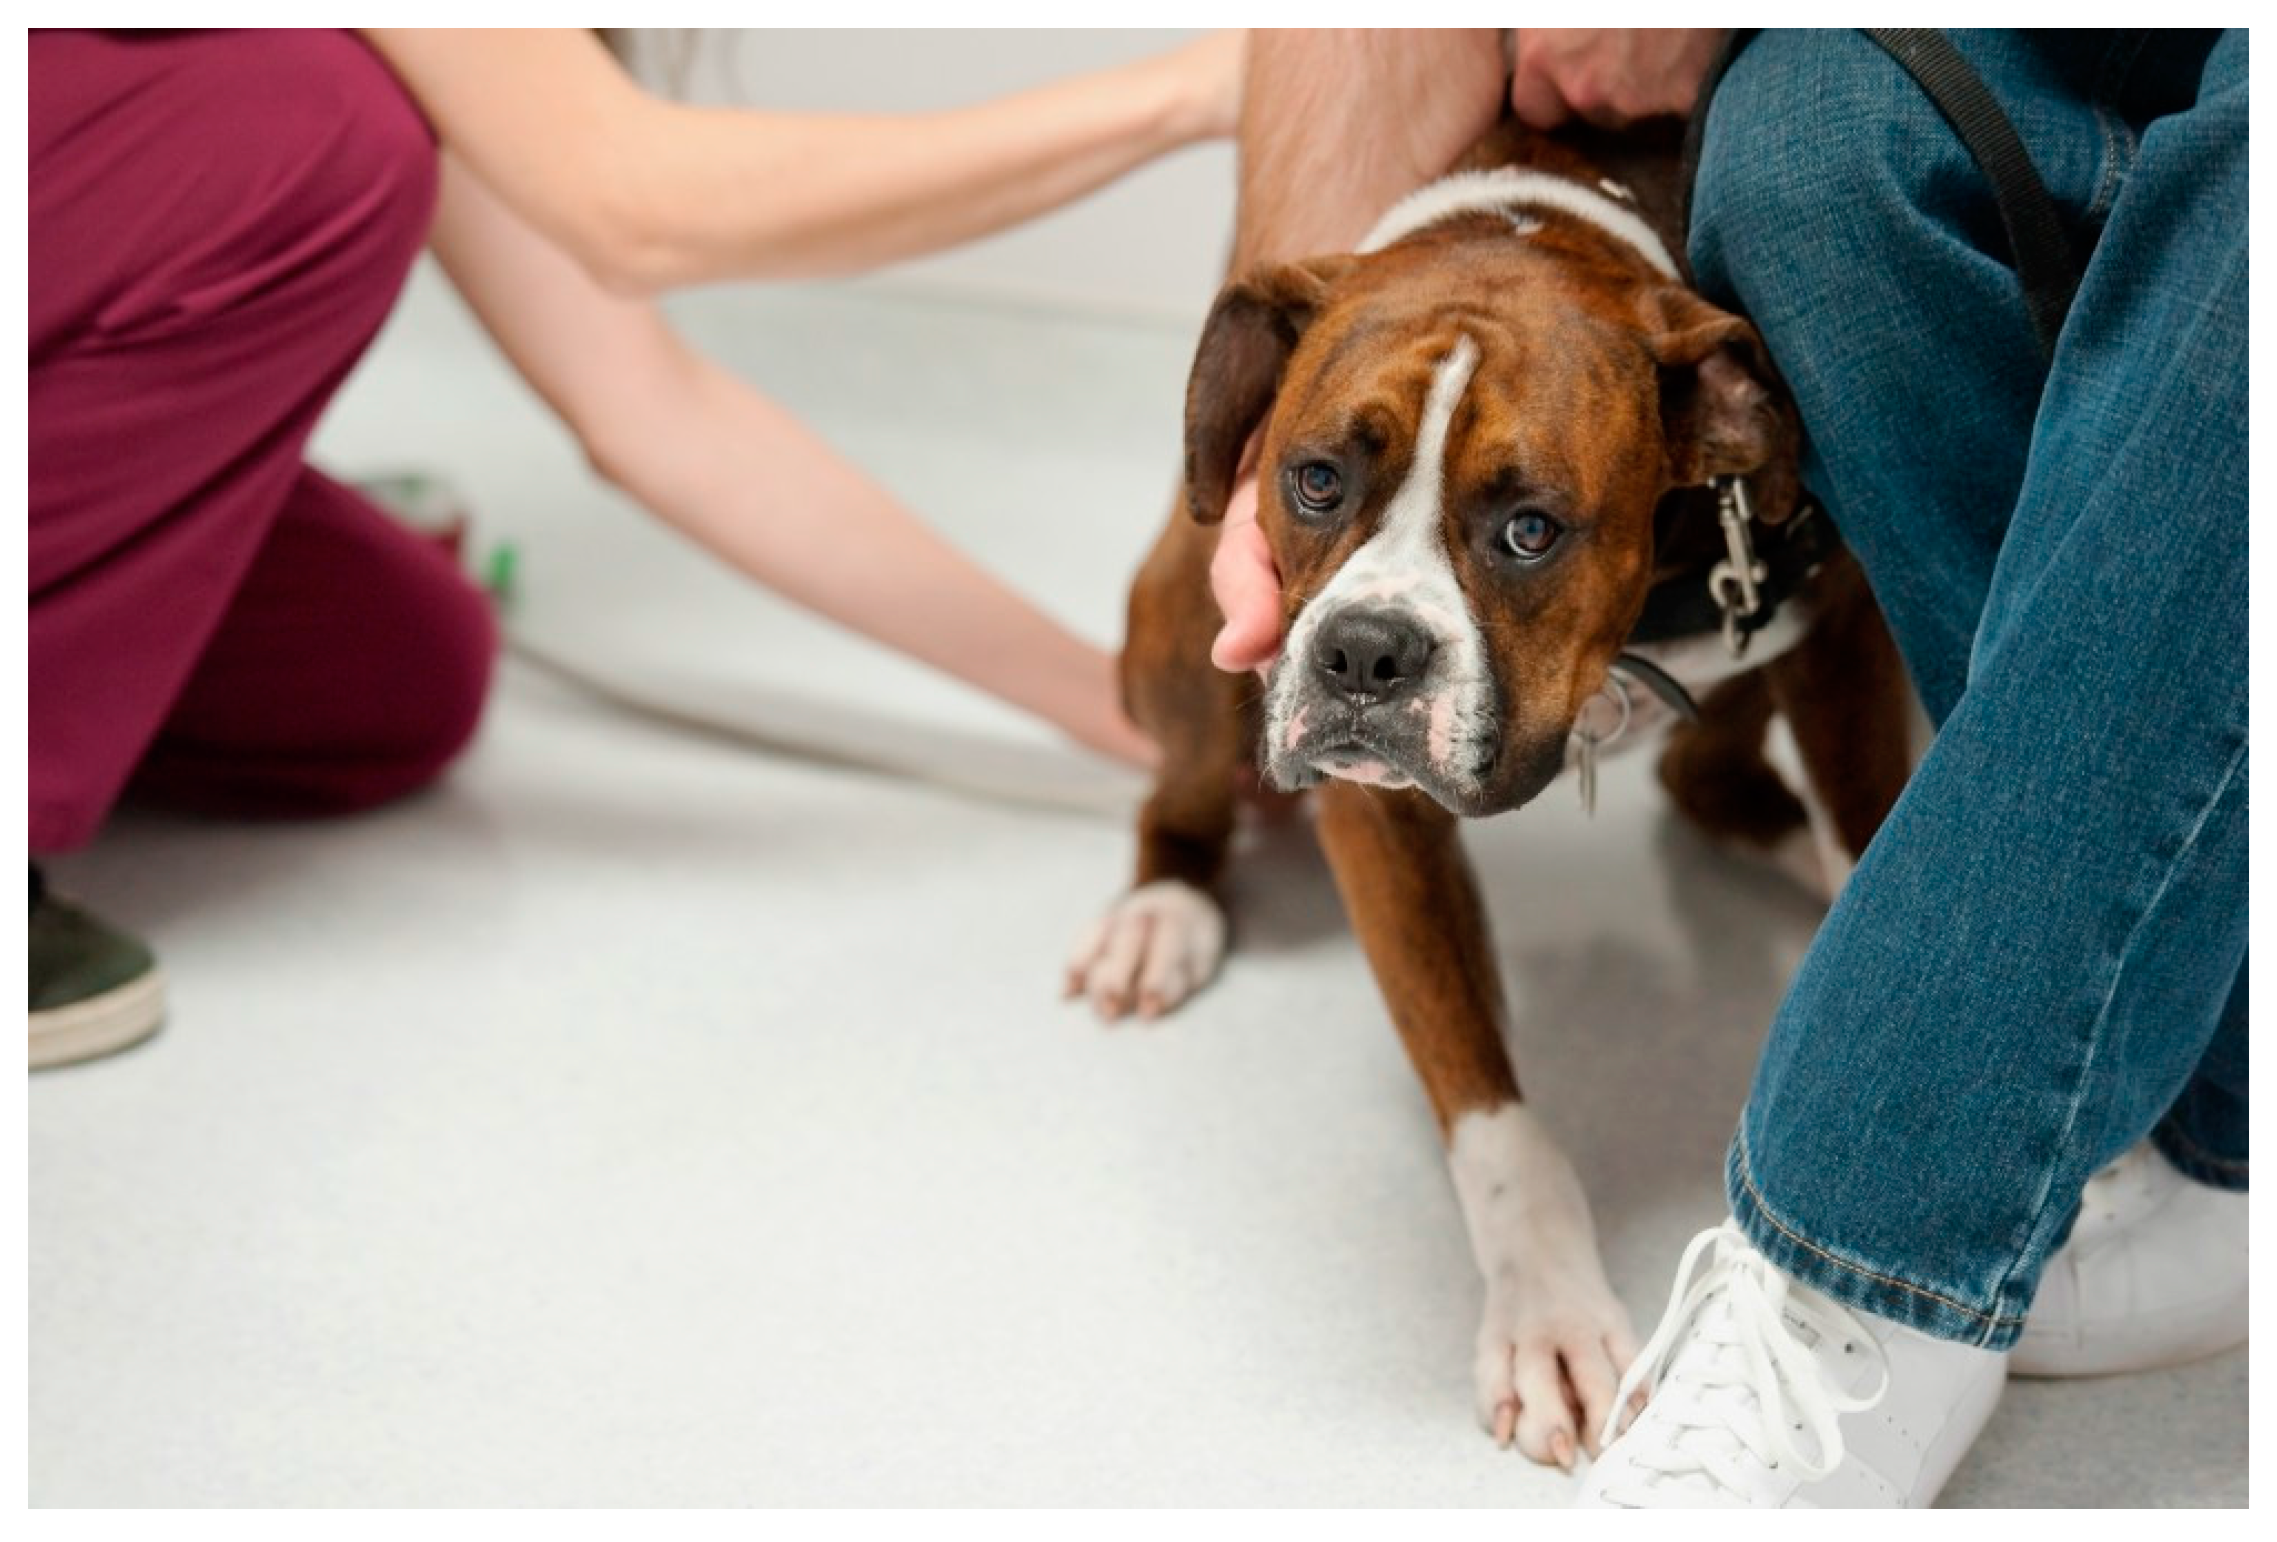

{"left": 1639, "top": 288, "right": 1803, "bottom": 524}
{"left": 1184, "top": 255, "right": 1357, "bottom": 525}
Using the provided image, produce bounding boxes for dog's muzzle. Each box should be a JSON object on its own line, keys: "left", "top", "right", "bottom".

{"left": 1265, "top": 603, "right": 1495, "bottom": 800}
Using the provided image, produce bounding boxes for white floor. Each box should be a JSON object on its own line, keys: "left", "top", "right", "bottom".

{"left": 29, "top": 268, "right": 2246, "bottom": 1506}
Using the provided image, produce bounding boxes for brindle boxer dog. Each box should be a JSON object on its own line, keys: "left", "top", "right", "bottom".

{"left": 1064, "top": 122, "right": 1913, "bottom": 1468}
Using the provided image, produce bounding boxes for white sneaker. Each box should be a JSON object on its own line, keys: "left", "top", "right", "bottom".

{"left": 1575, "top": 1223, "right": 2006, "bottom": 1508}
{"left": 2012, "top": 1141, "right": 2248, "bottom": 1377}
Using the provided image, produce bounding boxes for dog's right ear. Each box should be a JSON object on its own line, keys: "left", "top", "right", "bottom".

{"left": 1183, "top": 256, "right": 1354, "bottom": 524}
{"left": 1638, "top": 286, "right": 1804, "bottom": 524}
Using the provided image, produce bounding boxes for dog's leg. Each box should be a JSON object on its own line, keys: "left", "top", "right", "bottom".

{"left": 1657, "top": 672, "right": 1844, "bottom": 897}
{"left": 1067, "top": 510, "right": 1249, "bottom": 1021}
{"left": 1764, "top": 557, "right": 1914, "bottom": 894}
{"left": 1313, "top": 781, "right": 1637, "bottom": 1468}
{"left": 1656, "top": 672, "right": 1805, "bottom": 845}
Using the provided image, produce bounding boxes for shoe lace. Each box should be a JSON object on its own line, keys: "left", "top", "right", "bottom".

{"left": 1597, "top": 1223, "right": 1890, "bottom": 1503}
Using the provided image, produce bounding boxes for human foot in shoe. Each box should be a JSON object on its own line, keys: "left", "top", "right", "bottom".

{"left": 2012, "top": 1141, "right": 2248, "bottom": 1378}
{"left": 1576, "top": 1222, "right": 2005, "bottom": 1508}
{"left": 29, "top": 867, "right": 166, "bottom": 1070}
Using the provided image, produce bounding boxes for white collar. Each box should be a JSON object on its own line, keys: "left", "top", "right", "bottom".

{"left": 1356, "top": 167, "right": 1679, "bottom": 278}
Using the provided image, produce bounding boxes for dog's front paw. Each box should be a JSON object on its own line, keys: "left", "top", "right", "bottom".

{"left": 1447, "top": 1103, "right": 1640, "bottom": 1468}
{"left": 1473, "top": 1261, "right": 1640, "bottom": 1470}
{"left": 1063, "top": 880, "right": 1226, "bottom": 1022}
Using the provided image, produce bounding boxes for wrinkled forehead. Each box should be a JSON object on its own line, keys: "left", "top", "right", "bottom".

{"left": 1271, "top": 287, "right": 1660, "bottom": 507}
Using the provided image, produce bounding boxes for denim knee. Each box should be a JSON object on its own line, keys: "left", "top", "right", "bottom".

{"left": 1690, "top": 31, "right": 2011, "bottom": 327}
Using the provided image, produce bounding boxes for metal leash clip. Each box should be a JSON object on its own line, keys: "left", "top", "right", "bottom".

{"left": 1571, "top": 671, "right": 1633, "bottom": 818}
{"left": 1708, "top": 475, "right": 1770, "bottom": 660}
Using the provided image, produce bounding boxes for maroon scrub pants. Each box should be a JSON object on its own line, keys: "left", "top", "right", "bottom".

{"left": 29, "top": 30, "right": 496, "bottom": 855}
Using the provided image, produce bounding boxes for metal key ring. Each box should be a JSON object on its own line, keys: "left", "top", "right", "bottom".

{"left": 1573, "top": 670, "right": 1634, "bottom": 750}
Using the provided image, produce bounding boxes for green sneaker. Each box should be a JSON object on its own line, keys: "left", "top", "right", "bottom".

{"left": 29, "top": 868, "right": 165, "bottom": 1070}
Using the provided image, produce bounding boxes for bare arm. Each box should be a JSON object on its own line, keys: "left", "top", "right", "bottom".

{"left": 1232, "top": 28, "right": 1507, "bottom": 268}
{"left": 365, "top": 29, "right": 1240, "bottom": 294}
{"left": 427, "top": 157, "right": 1154, "bottom": 767}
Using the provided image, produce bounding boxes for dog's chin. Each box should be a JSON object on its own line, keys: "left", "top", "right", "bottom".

{"left": 1269, "top": 726, "right": 1568, "bottom": 820}
{"left": 1306, "top": 748, "right": 1420, "bottom": 791}
{"left": 1266, "top": 726, "right": 1492, "bottom": 815}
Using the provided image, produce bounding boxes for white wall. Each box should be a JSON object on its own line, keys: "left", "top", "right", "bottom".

{"left": 624, "top": 28, "right": 1237, "bottom": 324}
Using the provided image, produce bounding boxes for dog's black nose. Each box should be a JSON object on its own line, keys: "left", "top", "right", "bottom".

{"left": 1313, "top": 610, "right": 1433, "bottom": 704}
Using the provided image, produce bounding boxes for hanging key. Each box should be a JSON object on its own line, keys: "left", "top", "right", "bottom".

{"left": 1570, "top": 674, "right": 1633, "bottom": 819}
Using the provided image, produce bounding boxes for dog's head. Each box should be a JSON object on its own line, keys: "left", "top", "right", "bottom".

{"left": 1185, "top": 224, "right": 1799, "bottom": 817}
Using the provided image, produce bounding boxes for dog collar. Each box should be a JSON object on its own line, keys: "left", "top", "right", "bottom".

{"left": 1358, "top": 167, "right": 1681, "bottom": 278}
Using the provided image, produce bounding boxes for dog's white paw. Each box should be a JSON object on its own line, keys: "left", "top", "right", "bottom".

{"left": 1448, "top": 1103, "right": 1640, "bottom": 1468}
{"left": 1063, "top": 880, "right": 1226, "bottom": 1022}
{"left": 1472, "top": 1259, "right": 1641, "bottom": 1470}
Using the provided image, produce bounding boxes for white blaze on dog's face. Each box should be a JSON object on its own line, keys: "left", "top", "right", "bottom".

{"left": 1180, "top": 220, "right": 1797, "bottom": 818}
{"left": 1267, "top": 334, "right": 1498, "bottom": 800}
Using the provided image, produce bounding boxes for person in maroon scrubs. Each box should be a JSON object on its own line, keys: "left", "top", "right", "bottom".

{"left": 29, "top": 28, "right": 1241, "bottom": 1067}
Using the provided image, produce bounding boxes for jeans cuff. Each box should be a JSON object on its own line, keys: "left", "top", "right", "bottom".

{"left": 1725, "top": 1131, "right": 2028, "bottom": 1351}
{"left": 2152, "top": 1116, "right": 2249, "bottom": 1193}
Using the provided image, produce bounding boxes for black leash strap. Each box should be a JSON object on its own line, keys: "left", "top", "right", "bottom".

{"left": 1859, "top": 28, "right": 2080, "bottom": 361}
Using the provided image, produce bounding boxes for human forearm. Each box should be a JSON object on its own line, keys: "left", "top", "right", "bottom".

{"left": 599, "top": 359, "right": 1151, "bottom": 763}
{"left": 634, "top": 46, "right": 1230, "bottom": 286}
{"left": 1232, "top": 28, "right": 1506, "bottom": 267}
{"left": 370, "top": 28, "right": 1237, "bottom": 293}
{"left": 430, "top": 161, "right": 1151, "bottom": 763}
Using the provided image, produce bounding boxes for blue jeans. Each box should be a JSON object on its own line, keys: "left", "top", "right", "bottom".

{"left": 1689, "top": 29, "right": 2247, "bottom": 1349}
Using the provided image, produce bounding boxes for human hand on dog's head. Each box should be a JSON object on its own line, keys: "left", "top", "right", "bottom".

{"left": 1506, "top": 28, "right": 1725, "bottom": 131}
{"left": 1208, "top": 475, "right": 1284, "bottom": 676}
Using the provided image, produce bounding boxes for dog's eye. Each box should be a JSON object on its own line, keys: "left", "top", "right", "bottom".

{"left": 1291, "top": 461, "right": 1344, "bottom": 515}
{"left": 1501, "top": 509, "right": 1563, "bottom": 560}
